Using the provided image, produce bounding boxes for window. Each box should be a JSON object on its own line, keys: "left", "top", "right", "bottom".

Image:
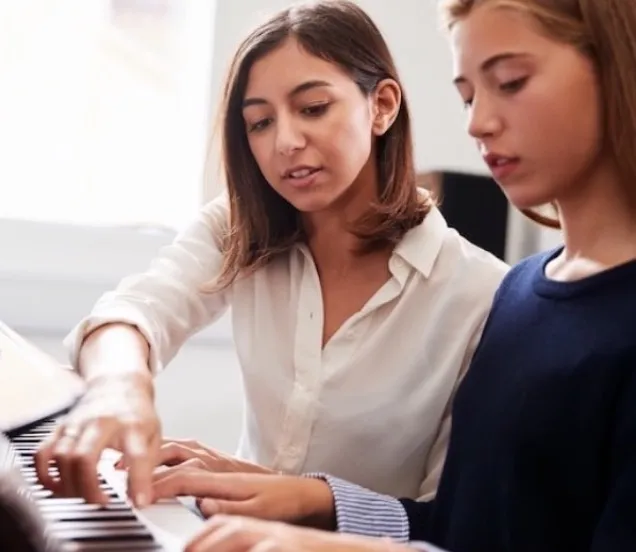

{"left": 0, "top": 0, "right": 217, "bottom": 230}
{"left": 0, "top": 1, "right": 225, "bottom": 338}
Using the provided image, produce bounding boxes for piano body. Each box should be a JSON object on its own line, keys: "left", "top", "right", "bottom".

{"left": 0, "top": 322, "right": 205, "bottom": 550}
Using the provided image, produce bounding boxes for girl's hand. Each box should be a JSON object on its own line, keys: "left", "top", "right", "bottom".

{"left": 151, "top": 467, "right": 335, "bottom": 529}
{"left": 183, "top": 515, "right": 420, "bottom": 552}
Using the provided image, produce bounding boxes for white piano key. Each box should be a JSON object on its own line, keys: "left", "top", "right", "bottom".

{"left": 99, "top": 452, "right": 205, "bottom": 552}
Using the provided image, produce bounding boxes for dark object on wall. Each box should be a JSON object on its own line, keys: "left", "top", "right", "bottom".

{"left": 438, "top": 171, "right": 509, "bottom": 261}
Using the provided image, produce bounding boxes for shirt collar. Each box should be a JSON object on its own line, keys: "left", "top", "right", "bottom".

{"left": 393, "top": 205, "right": 448, "bottom": 279}
{"left": 292, "top": 201, "right": 449, "bottom": 279}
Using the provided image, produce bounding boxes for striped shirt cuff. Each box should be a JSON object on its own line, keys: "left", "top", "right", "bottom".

{"left": 304, "top": 473, "right": 409, "bottom": 542}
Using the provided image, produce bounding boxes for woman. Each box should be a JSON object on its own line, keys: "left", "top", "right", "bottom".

{"left": 152, "top": 0, "right": 636, "bottom": 550}
{"left": 34, "top": 0, "right": 506, "bottom": 509}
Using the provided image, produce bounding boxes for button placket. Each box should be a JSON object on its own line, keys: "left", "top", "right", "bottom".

{"left": 272, "top": 255, "right": 323, "bottom": 472}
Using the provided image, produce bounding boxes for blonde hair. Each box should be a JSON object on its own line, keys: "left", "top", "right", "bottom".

{"left": 439, "top": 0, "right": 636, "bottom": 229}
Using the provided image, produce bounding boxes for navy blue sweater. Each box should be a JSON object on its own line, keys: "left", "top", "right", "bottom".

{"left": 401, "top": 249, "right": 636, "bottom": 551}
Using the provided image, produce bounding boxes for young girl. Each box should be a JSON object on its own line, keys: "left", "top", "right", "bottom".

{"left": 150, "top": 0, "right": 636, "bottom": 551}
{"left": 34, "top": 0, "right": 506, "bottom": 509}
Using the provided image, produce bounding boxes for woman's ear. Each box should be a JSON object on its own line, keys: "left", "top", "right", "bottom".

{"left": 371, "top": 78, "right": 402, "bottom": 136}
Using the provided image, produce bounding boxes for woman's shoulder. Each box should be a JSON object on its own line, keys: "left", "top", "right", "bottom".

{"left": 199, "top": 193, "right": 231, "bottom": 226}
{"left": 399, "top": 208, "right": 510, "bottom": 315}
{"left": 432, "top": 214, "right": 510, "bottom": 290}
{"left": 400, "top": 207, "right": 509, "bottom": 279}
{"left": 177, "top": 193, "right": 231, "bottom": 250}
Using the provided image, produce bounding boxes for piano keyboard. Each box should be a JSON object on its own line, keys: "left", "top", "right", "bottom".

{"left": 7, "top": 417, "right": 205, "bottom": 551}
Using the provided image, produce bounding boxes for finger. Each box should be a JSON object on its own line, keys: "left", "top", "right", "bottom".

{"left": 197, "top": 497, "right": 220, "bottom": 518}
{"left": 71, "top": 422, "right": 113, "bottom": 505}
{"left": 152, "top": 458, "right": 206, "bottom": 480}
{"left": 158, "top": 441, "right": 200, "bottom": 466}
{"left": 52, "top": 432, "right": 85, "bottom": 497}
{"left": 123, "top": 427, "right": 154, "bottom": 508}
{"left": 197, "top": 498, "right": 261, "bottom": 519}
{"left": 152, "top": 471, "right": 255, "bottom": 502}
{"left": 186, "top": 516, "right": 260, "bottom": 552}
{"left": 152, "top": 467, "right": 217, "bottom": 500}
{"left": 162, "top": 437, "right": 200, "bottom": 448}
{"left": 34, "top": 427, "right": 65, "bottom": 493}
{"left": 150, "top": 459, "right": 207, "bottom": 495}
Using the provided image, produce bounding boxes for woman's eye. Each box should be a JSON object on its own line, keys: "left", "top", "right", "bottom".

{"left": 301, "top": 103, "right": 330, "bottom": 117}
{"left": 247, "top": 118, "right": 272, "bottom": 132}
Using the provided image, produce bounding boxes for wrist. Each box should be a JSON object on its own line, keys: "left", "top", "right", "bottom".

{"left": 79, "top": 323, "right": 151, "bottom": 382}
{"left": 299, "top": 478, "right": 336, "bottom": 531}
{"left": 85, "top": 372, "right": 155, "bottom": 402}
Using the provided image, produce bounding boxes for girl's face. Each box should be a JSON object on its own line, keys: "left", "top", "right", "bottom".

{"left": 450, "top": 4, "right": 604, "bottom": 209}
{"left": 242, "top": 37, "right": 399, "bottom": 215}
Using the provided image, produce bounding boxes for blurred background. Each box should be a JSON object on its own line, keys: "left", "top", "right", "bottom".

{"left": 0, "top": 0, "right": 560, "bottom": 453}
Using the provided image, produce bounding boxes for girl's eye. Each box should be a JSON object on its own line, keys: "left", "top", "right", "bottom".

{"left": 499, "top": 77, "right": 528, "bottom": 93}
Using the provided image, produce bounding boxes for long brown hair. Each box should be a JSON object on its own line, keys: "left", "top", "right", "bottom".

{"left": 208, "top": 0, "right": 431, "bottom": 291}
{"left": 439, "top": 0, "right": 636, "bottom": 229}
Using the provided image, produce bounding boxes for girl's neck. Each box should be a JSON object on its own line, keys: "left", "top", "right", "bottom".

{"left": 548, "top": 161, "right": 636, "bottom": 280}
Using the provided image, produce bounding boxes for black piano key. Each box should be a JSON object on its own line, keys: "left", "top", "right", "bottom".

{"left": 41, "top": 508, "right": 137, "bottom": 522}
{"left": 53, "top": 525, "right": 154, "bottom": 542}
{"left": 63, "top": 541, "right": 164, "bottom": 551}
{"left": 52, "top": 519, "right": 149, "bottom": 532}
{"left": 32, "top": 497, "right": 127, "bottom": 507}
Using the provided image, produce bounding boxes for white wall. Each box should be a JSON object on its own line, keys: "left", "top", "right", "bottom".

{"left": 3, "top": 0, "right": 558, "bottom": 448}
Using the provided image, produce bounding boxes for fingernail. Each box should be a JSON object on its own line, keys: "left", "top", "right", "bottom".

{"left": 136, "top": 493, "right": 148, "bottom": 508}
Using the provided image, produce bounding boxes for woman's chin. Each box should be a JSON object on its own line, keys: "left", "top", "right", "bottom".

{"left": 286, "top": 193, "right": 335, "bottom": 214}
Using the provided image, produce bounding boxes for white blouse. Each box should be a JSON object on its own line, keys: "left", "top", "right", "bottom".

{"left": 65, "top": 195, "right": 508, "bottom": 499}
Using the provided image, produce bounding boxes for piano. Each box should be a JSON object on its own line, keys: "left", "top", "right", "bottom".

{"left": 3, "top": 416, "right": 205, "bottom": 551}
{"left": 0, "top": 322, "right": 206, "bottom": 550}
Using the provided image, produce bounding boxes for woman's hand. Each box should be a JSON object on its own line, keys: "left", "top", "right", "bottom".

{"left": 117, "top": 438, "right": 275, "bottom": 475}
{"left": 151, "top": 466, "right": 335, "bottom": 529}
{"left": 34, "top": 372, "right": 161, "bottom": 507}
{"left": 183, "top": 515, "right": 417, "bottom": 552}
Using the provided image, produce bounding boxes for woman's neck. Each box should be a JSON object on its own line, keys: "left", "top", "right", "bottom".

{"left": 303, "top": 169, "right": 379, "bottom": 272}
{"left": 304, "top": 203, "right": 366, "bottom": 272}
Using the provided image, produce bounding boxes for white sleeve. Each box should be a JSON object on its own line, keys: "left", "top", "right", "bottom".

{"left": 64, "top": 196, "right": 232, "bottom": 374}
{"left": 417, "top": 315, "right": 487, "bottom": 501}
